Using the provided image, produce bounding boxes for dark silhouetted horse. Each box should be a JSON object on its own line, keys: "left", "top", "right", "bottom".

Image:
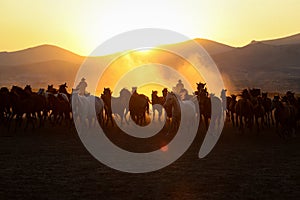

{"left": 112, "top": 88, "right": 131, "bottom": 125}
{"left": 235, "top": 89, "right": 254, "bottom": 132}
{"left": 273, "top": 95, "right": 296, "bottom": 138}
{"left": 24, "top": 85, "right": 47, "bottom": 128}
{"left": 228, "top": 94, "right": 237, "bottom": 126}
{"left": 101, "top": 88, "right": 114, "bottom": 126}
{"left": 8, "top": 86, "right": 35, "bottom": 131}
{"left": 129, "top": 91, "right": 149, "bottom": 125}
{"left": 196, "top": 82, "right": 211, "bottom": 130}
{"left": 0, "top": 87, "right": 11, "bottom": 125}
{"left": 262, "top": 92, "right": 273, "bottom": 127}
{"left": 151, "top": 90, "right": 166, "bottom": 121}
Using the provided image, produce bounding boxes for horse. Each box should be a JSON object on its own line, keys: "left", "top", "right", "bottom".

{"left": 129, "top": 91, "right": 150, "bottom": 125}
{"left": 47, "top": 85, "right": 58, "bottom": 94}
{"left": 228, "top": 94, "right": 237, "bottom": 126}
{"left": 8, "top": 86, "right": 36, "bottom": 131}
{"left": 111, "top": 88, "right": 131, "bottom": 125}
{"left": 272, "top": 96, "right": 297, "bottom": 138}
{"left": 253, "top": 96, "right": 265, "bottom": 132}
{"left": 209, "top": 93, "right": 223, "bottom": 130}
{"left": 72, "top": 89, "right": 104, "bottom": 129}
{"left": 47, "top": 93, "right": 71, "bottom": 126}
{"left": 151, "top": 90, "right": 166, "bottom": 121}
{"left": 221, "top": 89, "right": 227, "bottom": 116}
{"left": 58, "top": 83, "right": 71, "bottom": 101}
{"left": 163, "top": 92, "right": 196, "bottom": 134}
{"left": 262, "top": 92, "right": 274, "bottom": 127}
{"left": 24, "top": 85, "right": 47, "bottom": 128}
{"left": 248, "top": 88, "right": 265, "bottom": 132}
{"left": 101, "top": 88, "right": 114, "bottom": 126}
{"left": 285, "top": 91, "right": 300, "bottom": 127}
{"left": 0, "top": 87, "right": 11, "bottom": 125}
{"left": 235, "top": 89, "right": 254, "bottom": 132}
{"left": 196, "top": 82, "right": 211, "bottom": 130}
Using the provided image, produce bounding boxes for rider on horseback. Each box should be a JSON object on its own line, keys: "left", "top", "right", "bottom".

{"left": 76, "top": 78, "right": 88, "bottom": 96}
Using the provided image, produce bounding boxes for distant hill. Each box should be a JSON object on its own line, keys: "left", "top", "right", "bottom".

{"left": 0, "top": 60, "right": 82, "bottom": 89}
{"left": 194, "top": 38, "right": 234, "bottom": 55}
{"left": 250, "top": 33, "right": 300, "bottom": 46}
{"left": 213, "top": 35, "right": 300, "bottom": 93}
{"left": 0, "top": 33, "right": 299, "bottom": 94}
{"left": 0, "top": 44, "right": 84, "bottom": 66}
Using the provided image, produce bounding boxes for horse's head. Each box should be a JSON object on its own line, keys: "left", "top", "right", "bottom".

{"left": 197, "top": 82, "right": 206, "bottom": 91}
{"left": 59, "top": 83, "right": 68, "bottom": 91}
{"left": 11, "top": 85, "right": 23, "bottom": 94}
{"left": 24, "top": 85, "right": 32, "bottom": 93}
{"left": 0, "top": 87, "right": 9, "bottom": 94}
{"left": 103, "top": 88, "right": 112, "bottom": 96}
{"left": 221, "top": 89, "right": 227, "bottom": 96}
{"left": 162, "top": 88, "right": 168, "bottom": 97}
{"left": 231, "top": 94, "right": 237, "bottom": 100}
{"left": 249, "top": 88, "right": 261, "bottom": 97}
{"left": 152, "top": 90, "right": 158, "bottom": 96}
{"left": 164, "top": 92, "right": 177, "bottom": 107}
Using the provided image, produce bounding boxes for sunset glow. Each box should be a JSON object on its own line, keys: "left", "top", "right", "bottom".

{"left": 1, "top": 0, "right": 299, "bottom": 55}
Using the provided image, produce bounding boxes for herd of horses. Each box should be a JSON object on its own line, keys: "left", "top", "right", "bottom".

{"left": 0, "top": 82, "right": 299, "bottom": 137}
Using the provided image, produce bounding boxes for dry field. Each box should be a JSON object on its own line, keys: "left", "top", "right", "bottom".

{"left": 0, "top": 121, "right": 299, "bottom": 200}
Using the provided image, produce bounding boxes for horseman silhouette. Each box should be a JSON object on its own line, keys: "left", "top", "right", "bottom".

{"left": 76, "top": 77, "right": 88, "bottom": 96}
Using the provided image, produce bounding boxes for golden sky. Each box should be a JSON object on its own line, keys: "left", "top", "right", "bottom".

{"left": 1, "top": 0, "right": 300, "bottom": 56}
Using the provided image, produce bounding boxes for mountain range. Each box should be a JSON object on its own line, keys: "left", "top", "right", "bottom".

{"left": 0, "top": 33, "right": 299, "bottom": 94}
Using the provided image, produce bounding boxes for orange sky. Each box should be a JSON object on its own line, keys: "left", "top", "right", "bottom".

{"left": 1, "top": 0, "right": 300, "bottom": 56}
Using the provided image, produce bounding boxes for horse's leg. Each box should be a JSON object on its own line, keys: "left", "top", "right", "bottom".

{"left": 152, "top": 106, "right": 156, "bottom": 121}
{"left": 255, "top": 116, "right": 260, "bottom": 133}
{"left": 262, "top": 114, "right": 265, "bottom": 130}
{"left": 204, "top": 115, "right": 209, "bottom": 131}
{"left": 267, "top": 112, "right": 270, "bottom": 128}
{"left": 271, "top": 111, "right": 275, "bottom": 126}
{"left": 37, "top": 111, "right": 43, "bottom": 128}
{"left": 158, "top": 109, "right": 162, "bottom": 122}
{"left": 234, "top": 113, "right": 238, "bottom": 128}
{"left": 239, "top": 115, "right": 243, "bottom": 133}
{"left": 7, "top": 112, "right": 15, "bottom": 132}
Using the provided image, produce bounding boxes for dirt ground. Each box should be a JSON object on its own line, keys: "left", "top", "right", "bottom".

{"left": 0, "top": 121, "right": 299, "bottom": 200}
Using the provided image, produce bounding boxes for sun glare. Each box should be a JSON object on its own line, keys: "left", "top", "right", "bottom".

{"left": 160, "top": 145, "right": 168, "bottom": 152}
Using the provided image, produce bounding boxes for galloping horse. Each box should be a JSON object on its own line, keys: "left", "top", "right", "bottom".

{"left": 24, "top": 85, "right": 47, "bottom": 127}
{"left": 129, "top": 91, "right": 150, "bottom": 125}
{"left": 228, "top": 94, "right": 237, "bottom": 126}
{"left": 196, "top": 82, "right": 211, "bottom": 130}
{"left": 0, "top": 87, "right": 11, "bottom": 125}
{"left": 273, "top": 96, "right": 296, "bottom": 137}
{"left": 8, "top": 86, "right": 35, "bottom": 131}
{"left": 164, "top": 92, "right": 196, "bottom": 134}
{"left": 101, "top": 88, "right": 114, "bottom": 126}
{"left": 262, "top": 92, "right": 273, "bottom": 127}
{"left": 249, "top": 88, "right": 265, "bottom": 131}
{"left": 235, "top": 89, "right": 254, "bottom": 132}
{"left": 72, "top": 89, "right": 104, "bottom": 128}
{"left": 111, "top": 88, "right": 131, "bottom": 125}
{"left": 151, "top": 90, "right": 166, "bottom": 121}
{"left": 58, "top": 83, "right": 71, "bottom": 101}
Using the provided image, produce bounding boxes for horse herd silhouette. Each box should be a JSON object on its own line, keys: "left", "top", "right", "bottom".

{"left": 0, "top": 81, "right": 299, "bottom": 138}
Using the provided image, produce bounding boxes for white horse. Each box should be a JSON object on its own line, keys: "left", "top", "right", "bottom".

{"left": 72, "top": 90, "right": 104, "bottom": 129}
{"left": 164, "top": 92, "right": 197, "bottom": 133}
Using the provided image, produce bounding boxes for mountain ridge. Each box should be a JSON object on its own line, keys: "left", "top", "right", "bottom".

{"left": 0, "top": 33, "right": 299, "bottom": 93}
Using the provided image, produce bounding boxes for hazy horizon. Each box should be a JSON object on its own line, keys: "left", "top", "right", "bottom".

{"left": 1, "top": 0, "right": 300, "bottom": 55}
